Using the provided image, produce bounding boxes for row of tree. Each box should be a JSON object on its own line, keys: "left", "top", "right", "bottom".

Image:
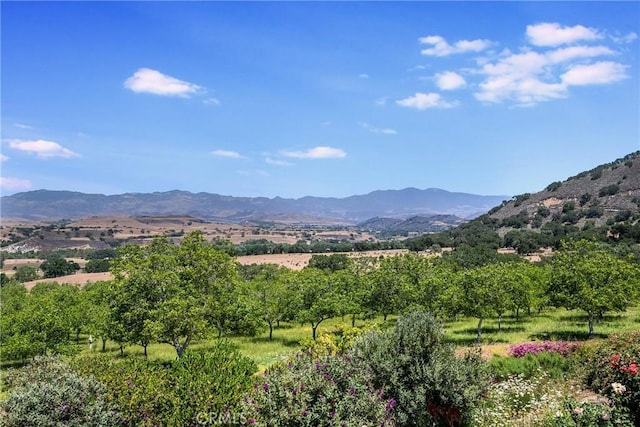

{"left": 2, "top": 232, "right": 639, "bottom": 361}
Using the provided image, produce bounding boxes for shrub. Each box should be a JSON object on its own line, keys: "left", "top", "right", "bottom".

{"left": 577, "top": 331, "right": 640, "bottom": 424}
{"left": 0, "top": 354, "right": 119, "bottom": 426}
{"left": 509, "top": 341, "right": 580, "bottom": 358}
{"left": 241, "top": 352, "right": 395, "bottom": 426}
{"left": 598, "top": 185, "right": 620, "bottom": 197}
{"left": 350, "top": 311, "right": 491, "bottom": 426}
{"left": 546, "top": 182, "right": 562, "bottom": 192}
{"left": 73, "top": 340, "right": 257, "bottom": 426}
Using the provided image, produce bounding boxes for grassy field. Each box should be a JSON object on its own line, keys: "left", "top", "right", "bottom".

{"left": 74, "top": 305, "right": 640, "bottom": 369}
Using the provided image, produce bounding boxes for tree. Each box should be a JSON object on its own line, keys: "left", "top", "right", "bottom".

{"left": 13, "top": 265, "right": 38, "bottom": 282}
{"left": 296, "top": 268, "right": 340, "bottom": 340}
{"left": 448, "top": 265, "right": 504, "bottom": 342}
{"left": 250, "top": 265, "right": 301, "bottom": 340}
{"left": 40, "top": 254, "right": 80, "bottom": 278}
{"left": 547, "top": 240, "right": 640, "bottom": 337}
{"left": 110, "top": 231, "right": 243, "bottom": 357}
{"left": 307, "top": 253, "right": 351, "bottom": 272}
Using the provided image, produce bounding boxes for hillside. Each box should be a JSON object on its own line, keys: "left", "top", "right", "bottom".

{"left": 0, "top": 187, "right": 507, "bottom": 223}
{"left": 488, "top": 151, "right": 639, "bottom": 232}
{"left": 358, "top": 215, "right": 465, "bottom": 234}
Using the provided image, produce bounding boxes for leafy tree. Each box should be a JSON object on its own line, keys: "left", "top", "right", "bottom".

{"left": 250, "top": 264, "right": 300, "bottom": 339}
{"left": 307, "top": 253, "right": 351, "bottom": 272}
{"left": 110, "top": 231, "right": 244, "bottom": 357}
{"left": 40, "top": 254, "right": 80, "bottom": 278}
{"left": 82, "top": 281, "right": 115, "bottom": 351}
{"left": 296, "top": 268, "right": 340, "bottom": 340}
{"left": 13, "top": 265, "right": 38, "bottom": 282}
{"left": 84, "top": 258, "right": 110, "bottom": 273}
{"left": 547, "top": 240, "right": 640, "bottom": 336}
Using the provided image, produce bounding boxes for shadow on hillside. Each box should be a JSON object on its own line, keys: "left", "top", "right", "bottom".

{"left": 558, "top": 313, "right": 625, "bottom": 323}
{"left": 529, "top": 330, "right": 607, "bottom": 341}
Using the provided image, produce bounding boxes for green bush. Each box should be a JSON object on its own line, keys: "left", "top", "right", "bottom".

{"left": 241, "top": 352, "right": 394, "bottom": 426}
{"left": 576, "top": 331, "right": 640, "bottom": 425}
{"left": 73, "top": 340, "right": 257, "bottom": 426}
{"left": 350, "top": 311, "right": 491, "bottom": 426}
{"left": 0, "top": 355, "right": 119, "bottom": 426}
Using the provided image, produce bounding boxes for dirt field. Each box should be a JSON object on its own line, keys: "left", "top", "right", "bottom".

{"left": 19, "top": 249, "right": 411, "bottom": 288}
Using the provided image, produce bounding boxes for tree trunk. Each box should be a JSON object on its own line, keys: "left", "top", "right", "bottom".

{"left": 351, "top": 313, "right": 356, "bottom": 328}
{"left": 269, "top": 323, "right": 273, "bottom": 341}
{"left": 498, "top": 313, "right": 502, "bottom": 331}
{"left": 476, "top": 317, "right": 483, "bottom": 343}
{"left": 383, "top": 313, "right": 388, "bottom": 321}
{"left": 588, "top": 312, "right": 594, "bottom": 337}
{"left": 312, "top": 324, "right": 318, "bottom": 340}
{"left": 119, "top": 344, "right": 124, "bottom": 356}
{"left": 143, "top": 343, "right": 148, "bottom": 359}
{"left": 516, "top": 307, "right": 520, "bottom": 321}
{"left": 102, "top": 338, "right": 107, "bottom": 352}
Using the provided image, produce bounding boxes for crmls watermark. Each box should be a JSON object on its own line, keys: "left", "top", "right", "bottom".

{"left": 195, "top": 411, "right": 252, "bottom": 425}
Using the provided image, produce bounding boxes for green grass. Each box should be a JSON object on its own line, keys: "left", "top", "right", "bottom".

{"left": 7, "top": 305, "right": 640, "bottom": 370}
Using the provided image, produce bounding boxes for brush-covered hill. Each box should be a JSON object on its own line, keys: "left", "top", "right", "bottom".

{"left": 404, "top": 152, "right": 640, "bottom": 254}
{"left": 488, "top": 151, "right": 639, "bottom": 230}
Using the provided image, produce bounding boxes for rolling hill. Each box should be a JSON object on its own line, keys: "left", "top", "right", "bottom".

{"left": 0, "top": 187, "right": 508, "bottom": 223}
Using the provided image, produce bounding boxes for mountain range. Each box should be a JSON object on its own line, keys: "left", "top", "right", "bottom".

{"left": 0, "top": 188, "right": 508, "bottom": 223}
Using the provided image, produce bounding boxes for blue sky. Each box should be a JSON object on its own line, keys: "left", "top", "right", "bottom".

{"left": 1, "top": 1, "right": 638, "bottom": 199}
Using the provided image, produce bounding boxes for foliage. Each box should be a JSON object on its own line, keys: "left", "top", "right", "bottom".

{"left": 13, "top": 265, "right": 38, "bottom": 282}
{"left": 110, "top": 231, "right": 251, "bottom": 357}
{"left": 509, "top": 341, "right": 580, "bottom": 358}
{"left": 578, "top": 330, "right": 640, "bottom": 424}
{"left": 350, "top": 311, "right": 491, "bottom": 426}
{"left": 241, "top": 351, "right": 395, "bottom": 427}
{"left": 490, "top": 352, "right": 573, "bottom": 380}
{"left": 40, "top": 254, "right": 80, "bottom": 278}
{"left": 73, "top": 340, "right": 257, "bottom": 426}
{"left": 547, "top": 240, "right": 640, "bottom": 336}
{"left": 0, "top": 355, "right": 119, "bottom": 426}
{"left": 85, "top": 258, "right": 110, "bottom": 273}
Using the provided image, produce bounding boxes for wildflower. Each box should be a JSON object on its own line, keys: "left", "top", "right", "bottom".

{"left": 629, "top": 363, "right": 638, "bottom": 375}
{"left": 611, "top": 382, "right": 626, "bottom": 395}
{"left": 348, "top": 386, "right": 355, "bottom": 395}
{"left": 573, "top": 406, "right": 584, "bottom": 416}
{"left": 601, "top": 412, "right": 611, "bottom": 421}
{"left": 385, "top": 399, "right": 396, "bottom": 412}
{"left": 248, "top": 419, "right": 256, "bottom": 425}
{"left": 263, "top": 382, "right": 269, "bottom": 391}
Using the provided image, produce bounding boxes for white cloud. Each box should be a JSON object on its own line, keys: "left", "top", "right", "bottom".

{"left": 358, "top": 73, "right": 369, "bottom": 79}
{"left": 282, "top": 146, "right": 346, "bottom": 159}
{"left": 265, "top": 157, "right": 294, "bottom": 166}
{"left": 396, "top": 92, "right": 458, "bottom": 110}
{"left": 374, "top": 97, "right": 388, "bottom": 106}
{"left": 8, "top": 139, "right": 79, "bottom": 159}
{"left": 358, "top": 122, "right": 397, "bottom": 135}
{"left": 561, "top": 61, "right": 628, "bottom": 86}
{"left": 203, "top": 97, "right": 221, "bottom": 106}
{"left": 435, "top": 71, "right": 466, "bottom": 90}
{"left": 0, "top": 177, "right": 32, "bottom": 191}
{"left": 1, "top": 154, "right": 8, "bottom": 162}
{"left": 546, "top": 45, "right": 614, "bottom": 63}
{"left": 420, "top": 35, "right": 491, "bottom": 56}
{"left": 527, "top": 22, "right": 601, "bottom": 46}
{"left": 13, "top": 123, "right": 32, "bottom": 129}
{"left": 610, "top": 32, "right": 638, "bottom": 44}
{"left": 211, "top": 149, "right": 244, "bottom": 159}
{"left": 124, "top": 68, "right": 201, "bottom": 97}
{"left": 474, "top": 44, "right": 623, "bottom": 105}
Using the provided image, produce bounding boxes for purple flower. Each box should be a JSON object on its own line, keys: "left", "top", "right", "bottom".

{"left": 248, "top": 419, "right": 256, "bottom": 425}
{"left": 385, "top": 399, "right": 396, "bottom": 412}
{"left": 302, "top": 409, "right": 309, "bottom": 416}
{"left": 263, "top": 382, "right": 269, "bottom": 391}
{"left": 348, "top": 386, "right": 355, "bottom": 395}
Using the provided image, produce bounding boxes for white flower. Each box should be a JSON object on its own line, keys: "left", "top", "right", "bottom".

{"left": 611, "top": 382, "right": 626, "bottom": 395}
